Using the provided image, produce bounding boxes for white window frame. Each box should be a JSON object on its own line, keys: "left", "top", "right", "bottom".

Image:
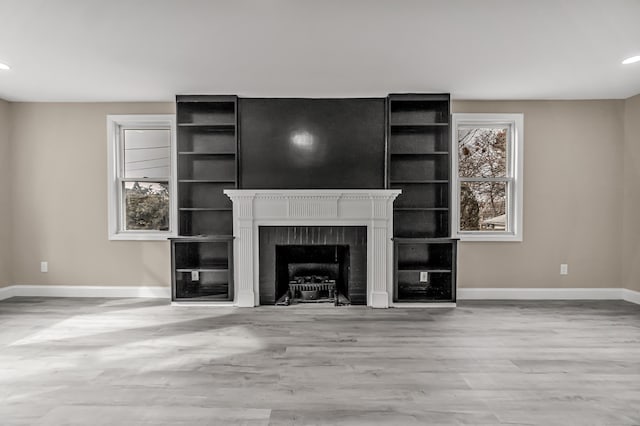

{"left": 451, "top": 113, "right": 524, "bottom": 242}
{"left": 107, "top": 114, "right": 177, "bottom": 240}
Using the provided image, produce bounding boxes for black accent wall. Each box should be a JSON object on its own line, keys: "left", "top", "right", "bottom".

{"left": 239, "top": 98, "right": 385, "bottom": 189}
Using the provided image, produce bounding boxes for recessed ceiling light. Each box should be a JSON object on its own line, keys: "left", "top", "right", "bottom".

{"left": 622, "top": 55, "right": 640, "bottom": 65}
{"left": 0, "top": 62, "right": 10, "bottom": 71}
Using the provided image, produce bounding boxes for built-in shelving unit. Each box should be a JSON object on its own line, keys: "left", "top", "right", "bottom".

{"left": 176, "top": 95, "right": 237, "bottom": 237}
{"left": 171, "top": 236, "right": 233, "bottom": 301}
{"left": 387, "top": 94, "right": 457, "bottom": 303}
{"left": 172, "top": 95, "right": 238, "bottom": 302}
{"left": 393, "top": 238, "right": 456, "bottom": 302}
{"left": 169, "top": 92, "right": 457, "bottom": 305}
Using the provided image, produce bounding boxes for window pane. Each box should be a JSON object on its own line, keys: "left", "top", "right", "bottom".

{"left": 458, "top": 127, "right": 508, "bottom": 178}
{"left": 460, "top": 182, "right": 507, "bottom": 231}
{"left": 124, "top": 129, "right": 171, "bottom": 178}
{"left": 123, "top": 181, "right": 169, "bottom": 231}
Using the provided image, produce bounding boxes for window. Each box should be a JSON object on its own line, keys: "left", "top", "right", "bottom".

{"left": 107, "top": 115, "right": 176, "bottom": 240}
{"left": 452, "top": 113, "right": 523, "bottom": 242}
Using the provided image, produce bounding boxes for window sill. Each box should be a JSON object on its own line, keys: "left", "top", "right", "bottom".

{"left": 109, "top": 232, "right": 175, "bottom": 241}
{"left": 455, "top": 233, "right": 522, "bottom": 242}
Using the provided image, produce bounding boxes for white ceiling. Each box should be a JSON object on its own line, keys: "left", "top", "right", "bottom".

{"left": 1, "top": 0, "right": 639, "bottom": 102}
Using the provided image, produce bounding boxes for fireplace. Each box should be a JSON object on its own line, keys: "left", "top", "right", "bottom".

{"left": 224, "top": 189, "right": 401, "bottom": 308}
{"left": 276, "top": 245, "right": 349, "bottom": 305}
{"left": 259, "top": 226, "right": 367, "bottom": 305}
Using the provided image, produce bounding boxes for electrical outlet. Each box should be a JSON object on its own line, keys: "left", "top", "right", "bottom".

{"left": 40, "top": 261, "right": 48, "bottom": 273}
{"left": 419, "top": 271, "right": 429, "bottom": 282}
{"left": 191, "top": 270, "right": 200, "bottom": 281}
{"left": 560, "top": 264, "right": 568, "bottom": 275}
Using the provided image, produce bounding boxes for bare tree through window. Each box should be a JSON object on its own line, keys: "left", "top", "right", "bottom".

{"left": 458, "top": 127, "right": 508, "bottom": 231}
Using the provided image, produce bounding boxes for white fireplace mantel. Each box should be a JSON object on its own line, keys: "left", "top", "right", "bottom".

{"left": 224, "top": 189, "right": 401, "bottom": 308}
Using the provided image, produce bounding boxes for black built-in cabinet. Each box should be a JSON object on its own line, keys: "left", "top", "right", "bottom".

{"left": 171, "top": 236, "right": 233, "bottom": 301}
{"left": 171, "top": 93, "right": 456, "bottom": 304}
{"left": 388, "top": 94, "right": 457, "bottom": 303}
{"left": 171, "top": 95, "right": 237, "bottom": 301}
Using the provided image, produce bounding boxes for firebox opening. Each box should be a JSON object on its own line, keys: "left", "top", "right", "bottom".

{"left": 275, "top": 245, "right": 350, "bottom": 306}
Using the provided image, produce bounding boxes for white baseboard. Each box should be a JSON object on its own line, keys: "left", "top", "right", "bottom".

{"left": 0, "top": 285, "right": 15, "bottom": 301}
{"left": 458, "top": 287, "right": 639, "bottom": 303}
{"left": 622, "top": 288, "right": 640, "bottom": 305}
{"left": 0, "top": 285, "right": 170, "bottom": 299}
{"left": 1, "top": 285, "right": 638, "bottom": 306}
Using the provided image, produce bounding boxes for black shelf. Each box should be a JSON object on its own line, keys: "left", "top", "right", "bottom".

{"left": 178, "top": 151, "right": 236, "bottom": 156}
{"left": 178, "top": 179, "right": 236, "bottom": 183}
{"left": 177, "top": 99, "right": 236, "bottom": 126}
{"left": 175, "top": 295, "right": 232, "bottom": 302}
{"left": 393, "top": 237, "right": 457, "bottom": 243}
{"left": 177, "top": 123, "right": 236, "bottom": 128}
{"left": 172, "top": 95, "right": 238, "bottom": 302}
{"left": 172, "top": 235, "right": 234, "bottom": 240}
{"left": 390, "top": 123, "right": 449, "bottom": 127}
{"left": 176, "top": 265, "right": 229, "bottom": 272}
{"left": 179, "top": 207, "right": 232, "bottom": 211}
{"left": 176, "top": 267, "right": 229, "bottom": 271}
{"left": 179, "top": 209, "right": 233, "bottom": 236}
{"left": 177, "top": 95, "right": 237, "bottom": 103}
{"left": 394, "top": 207, "right": 448, "bottom": 211}
{"left": 390, "top": 180, "right": 448, "bottom": 184}
{"left": 388, "top": 94, "right": 456, "bottom": 303}
{"left": 390, "top": 151, "right": 449, "bottom": 156}
{"left": 394, "top": 210, "right": 449, "bottom": 239}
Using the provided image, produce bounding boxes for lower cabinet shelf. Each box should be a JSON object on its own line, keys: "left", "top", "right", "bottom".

{"left": 393, "top": 239, "right": 457, "bottom": 303}
{"left": 175, "top": 270, "right": 231, "bottom": 300}
{"left": 171, "top": 237, "right": 234, "bottom": 302}
{"left": 396, "top": 271, "right": 453, "bottom": 302}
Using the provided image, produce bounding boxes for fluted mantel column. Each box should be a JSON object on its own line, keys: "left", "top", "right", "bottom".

{"left": 224, "top": 193, "right": 256, "bottom": 307}
{"left": 224, "top": 189, "right": 401, "bottom": 308}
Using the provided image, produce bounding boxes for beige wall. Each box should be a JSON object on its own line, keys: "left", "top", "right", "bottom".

{"left": 0, "top": 99, "right": 10, "bottom": 287}
{"left": 2, "top": 99, "right": 633, "bottom": 291}
{"left": 622, "top": 94, "right": 640, "bottom": 292}
{"left": 452, "top": 101, "right": 624, "bottom": 289}
{"left": 9, "top": 103, "right": 174, "bottom": 287}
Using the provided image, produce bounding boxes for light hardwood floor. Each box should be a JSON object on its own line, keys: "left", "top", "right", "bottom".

{"left": 1, "top": 297, "right": 639, "bottom": 425}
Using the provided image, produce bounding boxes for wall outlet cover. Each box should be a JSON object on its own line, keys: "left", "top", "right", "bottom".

{"left": 420, "top": 271, "right": 429, "bottom": 282}
{"left": 560, "top": 264, "right": 568, "bottom": 275}
{"left": 191, "top": 270, "right": 200, "bottom": 281}
{"left": 40, "top": 261, "right": 48, "bottom": 273}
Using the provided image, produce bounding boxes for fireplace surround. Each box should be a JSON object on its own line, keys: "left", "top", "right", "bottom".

{"left": 224, "top": 190, "right": 401, "bottom": 308}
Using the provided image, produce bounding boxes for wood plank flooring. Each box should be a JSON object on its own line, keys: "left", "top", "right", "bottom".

{"left": 1, "top": 297, "right": 639, "bottom": 425}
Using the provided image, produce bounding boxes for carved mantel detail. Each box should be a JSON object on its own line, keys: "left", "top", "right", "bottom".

{"left": 224, "top": 190, "right": 401, "bottom": 308}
